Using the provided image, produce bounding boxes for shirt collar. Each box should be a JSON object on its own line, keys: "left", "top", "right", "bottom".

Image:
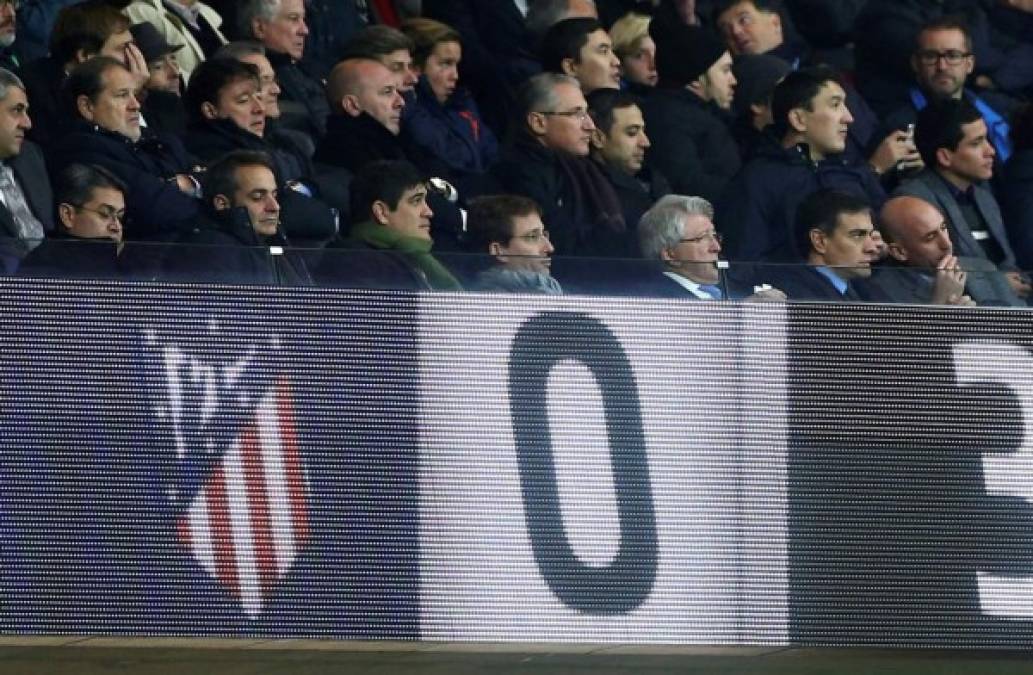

{"left": 663, "top": 271, "right": 714, "bottom": 299}
{"left": 815, "top": 265, "right": 849, "bottom": 295}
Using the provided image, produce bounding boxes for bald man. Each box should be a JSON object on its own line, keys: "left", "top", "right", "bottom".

{"left": 859, "top": 195, "right": 1021, "bottom": 306}
{"left": 314, "top": 58, "right": 409, "bottom": 172}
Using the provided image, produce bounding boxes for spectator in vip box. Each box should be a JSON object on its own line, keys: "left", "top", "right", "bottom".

{"left": 237, "top": 0, "right": 328, "bottom": 141}
{"left": 639, "top": 20, "right": 740, "bottom": 205}
{"left": 341, "top": 25, "right": 419, "bottom": 99}
{"left": 608, "top": 12, "right": 656, "bottom": 96}
{"left": 773, "top": 188, "right": 880, "bottom": 302}
{"left": 50, "top": 56, "right": 202, "bottom": 239}
{"left": 489, "top": 72, "right": 627, "bottom": 258}
{"left": 398, "top": 17, "right": 498, "bottom": 196}
{"left": 128, "top": 22, "right": 187, "bottom": 137}
{"left": 18, "top": 163, "right": 143, "bottom": 279}
{"left": 637, "top": 193, "right": 785, "bottom": 300}
{"left": 182, "top": 57, "right": 336, "bottom": 246}
{"left": 586, "top": 87, "right": 669, "bottom": 242}
{"left": 894, "top": 97, "right": 1029, "bottom": 300}
{"left": 317, "top": 56, "right": 467, "bottom": 251}
{"left": 123, "top": 0, "right": 228, "bottom": 83}
{"left": 317, "top": 159, "right": 462, "bottom": 291}
{"left": 540, "top": 17, "right": 621, "bottom": 95}
{"left": 0, "top": 66, "right": 53, "bottom": 273}
{"left": 20, "top": 2, "right": 142, "bottom": 149}
{"left": 164, "top": 149, "right": 311, "bottom": 285}
{"left": 881, "top": 17, "right": 1014, "bottom": 169}
{"left": 857, "top": 195, "right": 1022, "bottom": 307}
{"left": 717, "top": 66, "right": 886, "bottom": 264}
{"left": 465, "top": 194, "right": 563, "bottom": 294}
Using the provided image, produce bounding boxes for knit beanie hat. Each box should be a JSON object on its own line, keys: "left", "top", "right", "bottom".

{"left": 649, "top": 20, "right": 727, "bottom": 87}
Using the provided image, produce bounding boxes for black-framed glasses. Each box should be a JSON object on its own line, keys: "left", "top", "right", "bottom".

{"left": 74, "top": 204, "right": 126, "bottom": 224}
{"left": 680, "top": 231, "right": 722, "bottom": 245}
{"left": 512, "top": 229, "right": 550, "bottom": 243}
{"left": 915, "top": 49, "right": 972, "bottom": 66}
{"left": 536, "top": 109, "right": 591, "bottom": 122}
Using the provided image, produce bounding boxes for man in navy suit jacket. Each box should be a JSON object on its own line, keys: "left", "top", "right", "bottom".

{"left": 774, "top": 188, "right": 880, "bottom": 302}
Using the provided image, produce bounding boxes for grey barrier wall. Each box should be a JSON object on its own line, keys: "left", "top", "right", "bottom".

{"left": 0, "top": 279, "right": 1031, "bottom": 647}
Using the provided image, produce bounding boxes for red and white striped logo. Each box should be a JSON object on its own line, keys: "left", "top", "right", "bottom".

{"left": 176, "top": 378, "right": 309, "bottom": 618}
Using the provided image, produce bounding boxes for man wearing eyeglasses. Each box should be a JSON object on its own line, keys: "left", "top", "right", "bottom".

{"left": 489, "top": 72, "right": 627, "bottom": 259}
{"left": 637, "top": 194, "right": 785, "bottom": 300}
{"left": 19, "top": 163, "right": 135, "bottom": 279}
{"left": 466, "top": 194, "right": 562, "bottom": 294}
{"left": 883, "top": 16, "right": 1014, "bottom": 165}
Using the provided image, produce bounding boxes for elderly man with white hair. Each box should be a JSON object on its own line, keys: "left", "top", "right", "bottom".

{"left": 637, "top": 194, "right": 785, "bottom": 300}
{"left": 237, "top": 0, "right": 328, "bottom": 140}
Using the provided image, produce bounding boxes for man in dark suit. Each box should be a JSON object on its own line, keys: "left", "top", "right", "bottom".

{"left": 858, "top": 195, "right": 1021, "bottom": 307}
{"left": 636, "top": 193, "right": 785, "bottom": 301}
{"left": 0, "top": 67, "right": 53, "bottom": 273}
{"left": 894, "top": 97, "right": 1030, "bottom": 301}
{"left": 49, "top": 57, "right": 201, "bottom": 240}
{"left": 775, "top": 188, "right": 880, "bottom": 302}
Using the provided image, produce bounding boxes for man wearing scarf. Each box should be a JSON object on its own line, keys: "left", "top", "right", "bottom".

{"left": 318, "top": 159, "right": 462, "bottom": 291}
{"left": 489, "top": 72, "right": 627, "bottom": 259}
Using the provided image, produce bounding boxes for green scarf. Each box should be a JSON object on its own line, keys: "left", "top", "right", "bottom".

{"left": 350, "top": 221, "right": 463, "bottom": 291}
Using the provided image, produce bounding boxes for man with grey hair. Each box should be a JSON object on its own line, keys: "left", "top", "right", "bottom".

{"left": 490, "top": 71, "right": 629, "bottom": 261}
{"left": 637, "top": 194, "right": 784, "bottom": 300}
{"left": 0, "top": 67, "right": 54, "bottom": 273}
{"left": 238, "top": 0, "right": 328, "bottom": 140}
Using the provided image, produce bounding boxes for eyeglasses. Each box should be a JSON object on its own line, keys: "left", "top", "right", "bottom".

{"left": 512, "top": 229, "right": 550, "bottom": 243}
{"left": 915, "top": 49, "right": 972, "bottom": 66}
{"left": 680, "top": 231, "right": 722, "bottom": 245}
{"left": 74, "top": 204, "right": 126, "bottom": 225}
{"left": 536, "top": 109, "right": 591, "bottom": 123}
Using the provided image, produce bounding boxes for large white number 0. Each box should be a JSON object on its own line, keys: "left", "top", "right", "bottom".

{"left": 954, "top": 340, "right": 1033, "bottom": 618}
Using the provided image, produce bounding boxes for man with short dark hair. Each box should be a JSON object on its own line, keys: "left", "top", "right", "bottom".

{"left": 238, "top": 0, "right": 328, "bottom": 140}
{"left": 50, "top": 57, "right": 201, "bottom": 238}
{"left": 0, "top": 66, "right": 53, "bottom": 272}
{"left": 895, "top": 97, "right": 1029, "bottom": 299}
{"left": 341, "top": 25, "right": 419, "bottom": 96}
{"left": 640, "top": 20, "right": 738, "bottom": 204}
{"left": 20, "top": 2, "right": 146, "bottom": 148}
{"left": 318, "top": 159, "right": 462, "bottom": 291}
{"left": 774, "top": 188, "right": 880, "bottom": 301}
{"left": 540, "top": 17, "right": 620, "bottom": 95}
{"left": 586, "top": 87, "right": 670, "bottom": 234}
{"left": 165, "top": 149, "right": 310, "bottom": 284}
{"left": 882, "top": 17, "right": 1014, "bottom": 164}
{"left": 18, "top": 163, "right": 133, "bottom": 278}
{"left": 466, "top": 193, "right": 562, "bottom": 294}
{"left": 717, "top": 66, "right": 886, "bottom": 263}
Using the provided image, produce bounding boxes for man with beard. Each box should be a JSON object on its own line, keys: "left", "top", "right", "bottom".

{"left": 883, "top": 16, "right": 1015, "bottom": 165}
{"left": 639, "top": 20, "right": 738, "bottom": 204}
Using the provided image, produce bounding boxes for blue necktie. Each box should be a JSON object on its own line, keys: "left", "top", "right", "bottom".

{"left": 699, "top": 284, "right": 723, "bottom": 299}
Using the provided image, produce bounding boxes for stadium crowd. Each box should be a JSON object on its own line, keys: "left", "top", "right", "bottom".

{"left": 3, "top": 0, "right": 1033, "bottom": 304}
